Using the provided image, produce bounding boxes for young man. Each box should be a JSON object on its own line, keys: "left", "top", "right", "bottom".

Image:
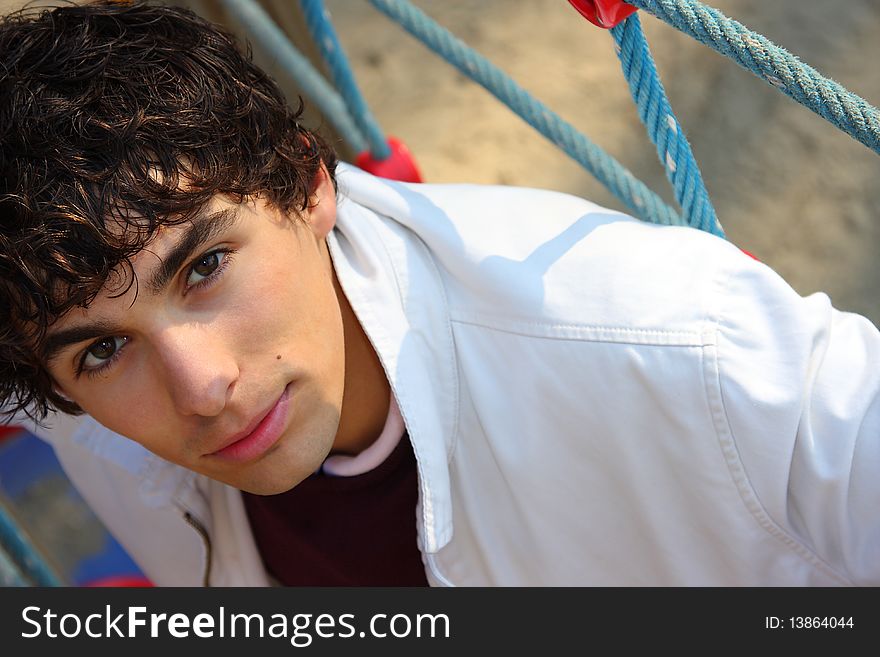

{"left": 1, "top": 2, "right": 878, "bottom": 586}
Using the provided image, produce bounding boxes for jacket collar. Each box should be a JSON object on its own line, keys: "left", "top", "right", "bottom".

{"left": 328, "top": 164, "right": 458, "bottom": 553}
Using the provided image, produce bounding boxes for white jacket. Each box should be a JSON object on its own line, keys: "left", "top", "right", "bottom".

{"left": 27, "top": 165, "right": 880, "bottom": 586}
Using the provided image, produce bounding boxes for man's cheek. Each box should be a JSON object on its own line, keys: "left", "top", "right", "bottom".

{"left": 84, "top": 375, "right": 163, "bottom": 443}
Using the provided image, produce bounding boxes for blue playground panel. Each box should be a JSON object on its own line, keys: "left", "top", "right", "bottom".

{"left": 0, "top": 428, "right": 148, "bottom": 586}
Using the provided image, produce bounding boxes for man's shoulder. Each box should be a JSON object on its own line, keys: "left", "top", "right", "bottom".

{"left": 336, "top": 165, "right": 753, "bottom": 338}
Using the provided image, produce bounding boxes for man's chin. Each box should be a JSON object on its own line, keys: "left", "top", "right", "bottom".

{"left": 227, "top": 437, "right": 335, "bottom": 495}
{"left": 215, "top": 400, "right": 342, "bottom": 495}
{"left": 236, "top": 471, "right": 313, "bottom": 496}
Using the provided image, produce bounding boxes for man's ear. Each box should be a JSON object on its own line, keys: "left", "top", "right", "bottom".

{"left": 305, "top": 162, "right": 336, "bottom": 239}
{"left": 52, "top": 384, "right": 73, "bottom": 403}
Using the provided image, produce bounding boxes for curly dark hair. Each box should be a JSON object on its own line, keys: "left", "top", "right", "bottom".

{"left": 0, "top": 1, "right": 338, "bottom": 422}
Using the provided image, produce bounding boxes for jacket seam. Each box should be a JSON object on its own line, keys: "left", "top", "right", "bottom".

{"left": 704, "top": 269, "right": 851, "bottom": 585}
{"left": 425, "top": 554, "right": 455, "bottom": 587}
{"left": 450, "top": 312, "right": 706, "bottom": 346}
{"left": 178, "top": 507, "right": 212, "bottom": 587}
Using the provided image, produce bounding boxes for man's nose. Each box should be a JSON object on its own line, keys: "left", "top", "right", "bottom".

{"left": 153, "top": 324, "right": 239, "bottom": 417}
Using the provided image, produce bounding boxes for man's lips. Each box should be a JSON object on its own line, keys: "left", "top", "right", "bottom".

{"left": 207, "top": 384, "right": 292, "bottom": 463}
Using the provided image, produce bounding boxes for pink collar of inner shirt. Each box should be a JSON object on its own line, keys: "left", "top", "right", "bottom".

{"left": 320, "top": 394, "right": 406, "bottom": 477}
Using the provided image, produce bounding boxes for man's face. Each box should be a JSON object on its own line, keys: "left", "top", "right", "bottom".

{"left": 44, "top": 170, "right": 346, "bottom": 494}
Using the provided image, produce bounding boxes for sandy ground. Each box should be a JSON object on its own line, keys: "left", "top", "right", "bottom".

{"left": 318, "top": 0, "right": 880, "bottom": 325}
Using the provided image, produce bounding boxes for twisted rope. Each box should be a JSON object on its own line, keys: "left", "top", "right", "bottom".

{"left": 299, "top": 0, "right": 391, "bottom": 160}
{"left": 625, "top": 0, "right": 880, "bottom": 155}
{"left": 219, "top": 0, "right": 368, "bottom": 153}
{"left": 367, "top": 0, "right": 685, "bottom": 227}
{"left": 612, "top": 14, "right": 722, "bottom": 235}
{"left": 0, "top": 544, "right": 28, "bottom": 586}
{"left": 0, "top": 498, "right": 62, "bottom": 586}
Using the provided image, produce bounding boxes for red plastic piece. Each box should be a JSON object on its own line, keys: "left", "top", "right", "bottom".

{"left": 0, "top": 426, "right": 22, "bottom": 444}
{"left": 568, "top": 0, "right": 637, "bottom": 28}
{"left": 356, "top": 137, "right": 423, "bottom": 183}
{"left": 84, "top": 575, "right": 154, "bottom": 587}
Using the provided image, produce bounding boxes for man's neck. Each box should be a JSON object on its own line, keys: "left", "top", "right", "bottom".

{"left": 329, "top": 270, "right": 391, "bottom": 456}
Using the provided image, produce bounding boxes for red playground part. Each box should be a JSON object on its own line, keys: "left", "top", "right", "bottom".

{"left": 568, "top": 0, "right": 637, "bottom": 28}
{"left": 0, "top": 426, "right": 23, "bottom": 444}
{"left": 356, "top": 137, "right": 423, "bottom": 182}
{"left": 84, "top": 575, "right": 154, "bottom": 587}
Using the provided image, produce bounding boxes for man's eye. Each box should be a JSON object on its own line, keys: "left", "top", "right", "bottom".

{"left": 186, "top": 250, "right": 227, "bottom": 287}
{"left": 81, "top": 336, "right": 127, "bottom": 371}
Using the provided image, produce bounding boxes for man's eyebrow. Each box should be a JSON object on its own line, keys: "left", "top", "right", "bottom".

{"left": 146, "top": 207, "right": 239, "bottom": 295}
{"left": 42, "top": 320, "right": 121, "bottom": 366}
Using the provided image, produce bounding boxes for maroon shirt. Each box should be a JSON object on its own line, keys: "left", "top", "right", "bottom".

{"left": 242, "top": 434, "right": 428, "bottom": 586}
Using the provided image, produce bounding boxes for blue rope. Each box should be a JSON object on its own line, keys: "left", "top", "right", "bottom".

{"left": 625, "top": 0, "right": 880, "bottom": 155}
{"left": 226, "top": 0, "right": 879, "bottom": 235}
{"left": 299, "top": 0, "right": 391, "bottom": 160}
{"left": 366, "top": 0, "right": 685, "bottom": 228}
{"left": 611, "top": 14, "right": 722, "bottom": 236}
{"left": 0, "top": 545, "right": 29, "bottom": 586}
{"left": 0, "top": 498, "right": 62, "bottom": 586}
{"left": 219, "top": 0, "right": 368, "bottom": 154}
